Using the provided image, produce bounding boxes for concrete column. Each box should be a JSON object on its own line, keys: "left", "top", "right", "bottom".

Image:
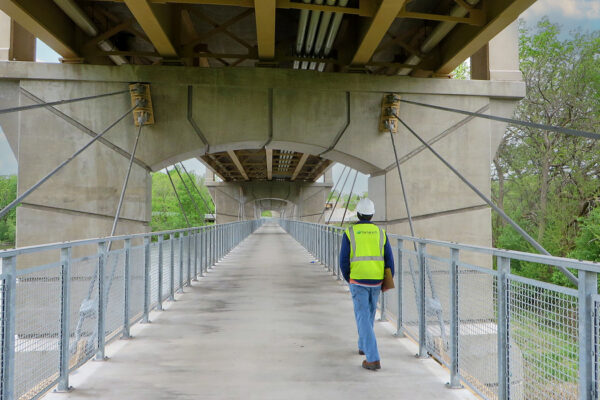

{"left": 0, "top": 11, "right": 10, "bottom": 61}
{"left": 471, "top": 21, "right": 522, "bottom": 81}
{"left": 12, "top": 80, "right": 152, "bottom": 266}
{"left": 0, "top": 11, "right": 35, "bottom": 62}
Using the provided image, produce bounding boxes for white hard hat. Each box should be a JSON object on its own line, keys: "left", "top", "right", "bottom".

{"left": 356, "top": 198, "right": 375, "bottom": 216}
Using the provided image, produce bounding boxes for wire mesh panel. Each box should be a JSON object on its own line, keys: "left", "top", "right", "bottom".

{"left": 401, "top": 250, "right": 420, "bottom": 341}
{"left": 423, "top": 255, "right": 451, "bottom": 365}
{"left": 458, "top": 265, "right": 498, "bottom": 400}
{"left": 0, "top": 277, "right": 6, "bottom": 399}
{"left": 14, "top": 265, "right": 62, "bottom": 400}
{"left": 69, "top": 255, "right": 99, "bottom": 371}
{"left": 149, "top": 242, "right": 159, "bottom": 310}
{"left": 162, "top": 240, "right": 172, "bottom": 301}
{"left": 173, "top": 238, "right": 181, "bottom": 292}
{"left": 595, "top": 295, "right": 600, "bottom": 400}
{"left": 129, "top": 245, "right": 145, "bottom": 323}
{"left": 103, "top": 250, "right": 125, "bottom": 343}
{"left": 508, "top": 275, "right": 578, "bottom": 400}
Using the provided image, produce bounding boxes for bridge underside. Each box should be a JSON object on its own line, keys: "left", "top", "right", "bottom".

{"left": 43, "top": 223, "right": 476, "bottom": 400}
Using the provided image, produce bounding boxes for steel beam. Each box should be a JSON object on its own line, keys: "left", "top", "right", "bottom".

{"left": 350, "top": 0, "right": 408, "bottom": 66}
{"left": 227, "top": 150, "right": 250, "bottom": 180}
{"left": 254, "top": 0, "right": 276, "bottom": 60}
{"left": 0, "top": 0, "right": 79, "bottom": 59}
{"left": 124, "top": 0, "right": 178, "bottom": 57}
{"left": 266, "top": 148, "right": 273, "bottom": 180}
{"left": 290, "top": 153, "right": 309, "bottom": 181}
{"left": 436, "top": 0, "right": 536, "bottom": 74}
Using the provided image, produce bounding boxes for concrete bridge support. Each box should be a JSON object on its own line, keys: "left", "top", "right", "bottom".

{"left": 206, "top": 176, "right": 332, "bottom": 224}
{"left": 0, "top": 61, "right": 523, "bottom": 260}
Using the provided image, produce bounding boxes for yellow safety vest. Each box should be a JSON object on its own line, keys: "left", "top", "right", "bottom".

{"left": 345, "top": 223, "right": 386, "bottom": 280}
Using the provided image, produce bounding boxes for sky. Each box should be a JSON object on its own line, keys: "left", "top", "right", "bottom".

{"left": 1, "top": 0, "right": 599, "bottom": 194}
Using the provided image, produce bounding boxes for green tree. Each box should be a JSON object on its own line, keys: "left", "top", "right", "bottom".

{"left": 493, "top": 20, "right": 600, "bottom": 284}
{"left": 0, "top": 175, "right": 17, "bottom": 246}
{"left": 151, "top": 169, "right": 214, "bottom": 232}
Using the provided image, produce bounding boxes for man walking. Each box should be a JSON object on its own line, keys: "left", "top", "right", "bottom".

{"left": 340, "top": 198, "right": 394, "bottom": 371}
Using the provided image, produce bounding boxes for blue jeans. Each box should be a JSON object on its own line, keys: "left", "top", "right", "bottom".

{"left": 349, "top": 284, "right": 381, "bottom": 362}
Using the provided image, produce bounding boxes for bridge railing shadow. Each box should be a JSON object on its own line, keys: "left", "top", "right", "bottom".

{"left": 0, "top": 219, "right": 263, "bottom": 400}
{"left": 278, "top": 218, "right": 600, "bottom": 400}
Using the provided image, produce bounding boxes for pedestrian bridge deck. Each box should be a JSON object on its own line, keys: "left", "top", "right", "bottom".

{"left": 44, "top": 223, "right": 475, "bottom": 400}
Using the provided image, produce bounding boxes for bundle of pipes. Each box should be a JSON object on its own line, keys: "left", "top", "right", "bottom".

{"left": 293, "top": 0, "right": 349, "bottom": 72}
{"left": 397, "top": 0, "right": 480, "bottom": 75}
{"left": 53, "top": 0, "right": 128, "bottom": 65}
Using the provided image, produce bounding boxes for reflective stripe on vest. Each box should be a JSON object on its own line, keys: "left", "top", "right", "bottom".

{"left": 346, "top": 224, "right": 386, "bottom": 280}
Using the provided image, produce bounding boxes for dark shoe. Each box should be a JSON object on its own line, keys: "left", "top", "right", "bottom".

{"left": 358, "top": 349, "right": 365, "bottom": 355}
{"left": 362, "top": 360, "right": 381, "bottom": 371}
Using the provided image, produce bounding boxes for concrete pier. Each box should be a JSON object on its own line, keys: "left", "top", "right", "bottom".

{"left": 44, "top": 223, "right": 474, "bottom": 400}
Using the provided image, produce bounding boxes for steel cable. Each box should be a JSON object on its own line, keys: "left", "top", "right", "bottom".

{"left": 317, "top": 165, "right": 348, "bottom": 224}
{"left": 391, "top": 111, "right": 579, "bottom": 286}
{"left": 0, "top": 89, "right": 130, "bottom": 115}
{"left": 340, "top": 170, "right": 358, "bottom": 227}
{"left": 326, "top": 167, "right": 352, "bottom": 225}
{"left": 173, "top": 165, "right": 204, "bottom": 220}
{"left": 0, "top": 103, "right": 138, "bottom": 220}
{"left": 166, "top": 167, "right": 191, "bottom": 228}
{"left": 179, "top": 162, "right": 215, "bottom": 212}
{"left": 399, "top": 99, "right": 600, "bottom": 141}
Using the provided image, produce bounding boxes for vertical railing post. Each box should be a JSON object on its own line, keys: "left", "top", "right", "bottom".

{"left": 579, "top": 270, "right": 597, "bottom": 400}
{"left": 178, "top": 233, "right": 184, "bottom": 293}
{"left": 379, "top": 289, "right": 386, "bottom": 321}
{"left": 95, "top": 241, "right": 107, "bottom": 361}
{"left": 122, "top": 239, "right": 132, "bottom": 338}
{"left": 142, "top": 237, "right": 151, "bottom": 323}
{"left": 157, "top": 235, "right": 164, "bottom": 310}
{"left": 336, "top": 231, "right": 342, "bottom": 280}
{"left": 56, "top": 247, "right": 73, "bottom": 392}
{"left": 1, "top": 255, "right": 16, "bottom": 400}
{"left": 417, "top": 242, "right": 428, "bottom": 359}
{"left": 202, "top": 227, "right": 207, "bottom": 275}
{"left": 169, "top": 233, "right": 175, "bottom": 301}
{"left": 447, "top": 247, "right": 462, "bottom": 389}
{"left": 194, "top": 230, "right": 199, "bottom": 280}
{"left": 497, "top": 256, "right": 511, "bottom": 399}
{"left": 395, "top": 239, "right": 404, "bottom": 337}
{"left": 187, "top": 232, "right": 191, "bottom": 286}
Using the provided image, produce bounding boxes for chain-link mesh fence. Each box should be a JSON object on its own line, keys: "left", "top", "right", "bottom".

{"left": 14, "top": 265, "right": 61, "bottom": 400}
{"left": 508, "top": 276, "right": 578, "bottom": 400}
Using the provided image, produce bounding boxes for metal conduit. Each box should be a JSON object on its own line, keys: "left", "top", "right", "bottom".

{"left": 397, "top": 0, "right": 480, "bottom": 76}
{"left": 53, "top": 0, "right": 128, "bottom": 65}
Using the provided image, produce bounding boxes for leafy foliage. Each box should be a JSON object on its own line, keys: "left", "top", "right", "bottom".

{"left": 492, "top": 19, "right": 600, "bottom": 286}
{"left": 151, "top": 169, "right": 214, "bottom": 232}
{"left": 0, "top": 175, "right": 16, "bottom": 246}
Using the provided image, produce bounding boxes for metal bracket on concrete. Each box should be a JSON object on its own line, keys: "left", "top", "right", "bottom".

{"left": 379, "top": 93, "right": 400, "bottom": 133}
{"left": 129, "top": 83, "right": 155, "bottom": 126}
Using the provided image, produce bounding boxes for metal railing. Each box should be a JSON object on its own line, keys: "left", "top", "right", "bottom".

{"left": 279, "top": 219, "right": 600, "bottom": 400}
{"left": 0, "top": 220, "right": 262, "bottom": 400}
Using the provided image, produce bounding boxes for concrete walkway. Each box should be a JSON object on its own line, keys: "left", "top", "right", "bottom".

{"left": 45, "top": 223, "right": 475, "bottom": 400}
